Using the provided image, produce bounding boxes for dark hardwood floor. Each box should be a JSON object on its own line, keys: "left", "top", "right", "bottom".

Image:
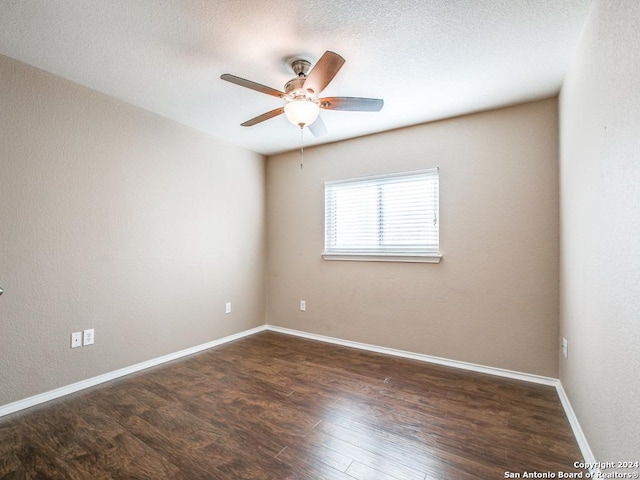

{"left": 0, "top": 331, "right": 585, "bottom": 479}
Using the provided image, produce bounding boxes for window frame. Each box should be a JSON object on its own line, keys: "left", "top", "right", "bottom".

{"left": 323, "top": 168, "right": 442, "bottom": 263}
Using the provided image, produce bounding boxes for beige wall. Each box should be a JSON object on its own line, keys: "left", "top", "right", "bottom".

{"left": 0, "top": 55, "right": 266, "bottom": 406}
{"left": 3, "top": 1, "right": 637, "bottom": 461}
{"left": 559, "top": 0, "right": 640, "bottom": 462}
{"left": 267, "top": 98, "right": 560, "bottom": 377}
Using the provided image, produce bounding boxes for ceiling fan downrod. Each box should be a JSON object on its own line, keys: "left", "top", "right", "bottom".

{"left": 290, "top": 59, "right": 311, "bottom": 77}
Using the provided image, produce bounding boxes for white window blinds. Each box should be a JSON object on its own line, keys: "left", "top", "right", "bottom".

{"left": 324, "top": 168, "right": 439, "bottom": 260}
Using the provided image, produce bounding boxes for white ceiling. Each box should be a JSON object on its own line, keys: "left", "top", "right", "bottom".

{"left": 0, "top": 0, "right": 593, "bottom": 156}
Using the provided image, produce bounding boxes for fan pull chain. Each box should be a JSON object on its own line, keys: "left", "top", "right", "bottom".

{"left": 299, "top": 125, "right": 304, "bottom": 169}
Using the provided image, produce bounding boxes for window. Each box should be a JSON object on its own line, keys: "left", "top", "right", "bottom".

{"left": 324, "top": 168, "right": 440, "bottom": 263}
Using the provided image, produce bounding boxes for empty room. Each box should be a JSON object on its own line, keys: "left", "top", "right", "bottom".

{"left": 1, "top": 1, "right": 638, "bottom": 479}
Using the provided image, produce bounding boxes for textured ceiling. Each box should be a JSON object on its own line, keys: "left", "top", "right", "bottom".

{"left": 0, "top": 0, "right": 593, "bottom": 155}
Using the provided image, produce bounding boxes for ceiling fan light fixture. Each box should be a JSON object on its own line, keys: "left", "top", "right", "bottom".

{"left": 284, "top": 100, "right": 320, "bottom": 127}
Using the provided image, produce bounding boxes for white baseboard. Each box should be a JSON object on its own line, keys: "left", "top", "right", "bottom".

{"left": 555, "top": 381, "right": 600, "bottom": 475}
{"left": 0, "top": 322, "right": 597, "bottom": 473}
{"left": 0, "top": 325, "right": 268, "bottom": 418}
{"left": 266, "top": 325, "right": 558, "bottom": 386}
{"left": 266, "top": 325, "right": 598, "bottom": 470}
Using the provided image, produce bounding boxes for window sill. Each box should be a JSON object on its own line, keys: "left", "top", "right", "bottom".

{"left": 322, "top": 253, "right": 442, "bottom": 263}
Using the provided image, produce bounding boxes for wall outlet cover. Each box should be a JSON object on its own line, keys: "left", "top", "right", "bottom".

{"left": 83, "top": 328, "right": 95, "bottom": 346}
{"left": 71, "top": 332, "right": 82, "bottom": 348}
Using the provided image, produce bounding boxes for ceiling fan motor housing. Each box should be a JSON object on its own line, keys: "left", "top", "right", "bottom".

{"left": 285, "top": 58, "right": 320, "bottom": 99}
{"left": 284, "top": 77, "right": 306, "bottom": 95}
{"left": 284, "top": 77, "right": 319, "bottom": 105}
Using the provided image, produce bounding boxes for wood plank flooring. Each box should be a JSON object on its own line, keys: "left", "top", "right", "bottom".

{"left": 0, "top": 331, "right": 585, "bottom": 479}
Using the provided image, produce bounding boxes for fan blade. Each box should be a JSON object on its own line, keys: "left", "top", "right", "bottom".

{"left": 241, "top": 107, "right": 285, "bottom": 126}
{"left": 320, "top": 97, "right": 384, "bottom": 112}
{"left": 220, "top": 74, "right": 285, "bottom": 98}
{"left": 308, "top": 115, "right": 328, "bottom": 137}
{"left": 303, "top": 51, "right": 345, "bottom": 95}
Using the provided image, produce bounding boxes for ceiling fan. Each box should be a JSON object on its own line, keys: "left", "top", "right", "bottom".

{"left": 220, "top": 51, "right": 383, "bottom": 137}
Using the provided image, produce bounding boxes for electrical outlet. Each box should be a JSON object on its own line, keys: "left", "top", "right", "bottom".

{"left": 300, "top": 300, "right": 306, "bottom": 311}
{"left": 83, "top": 328, "right": 95, "bottom": 346}
{"left": 561, "top": 337, "right": 568, "bottom": 359}
{"left": 71, "top": 332, "right": 82, "bottom": 349}
{"left": 225, "top": 302, "right": 232, "bottom": 314}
